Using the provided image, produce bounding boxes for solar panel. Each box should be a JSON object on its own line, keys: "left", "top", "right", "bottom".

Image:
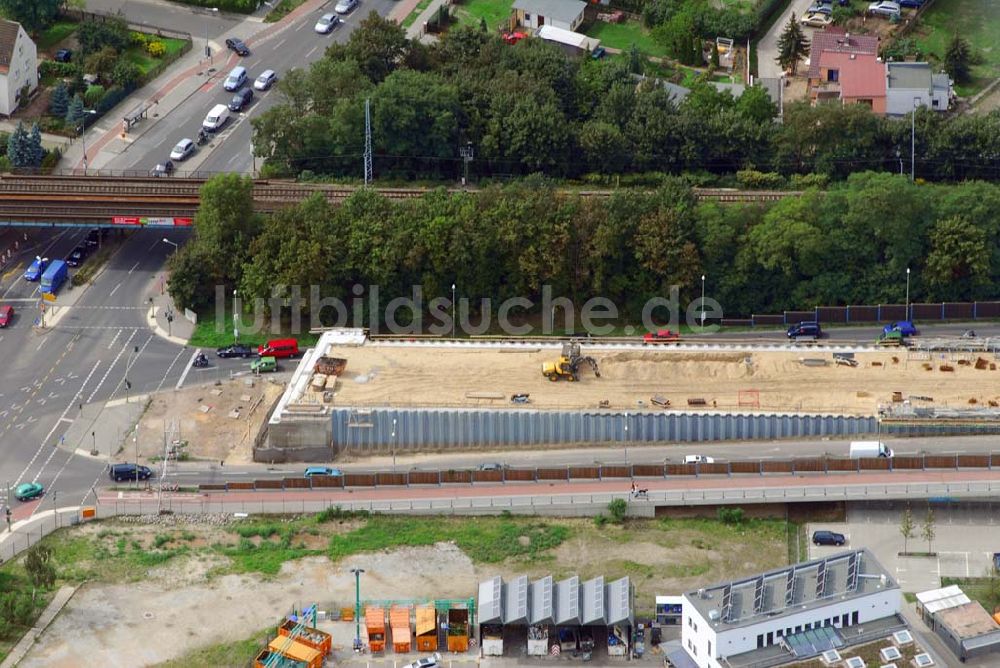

{"left": 816, "top": 559, "right": 827, "bottom": 599}
{"left": 847, "top": 551, "right": 860, "bottom": 592}
{"left": 721, "top": 584, "right": 733, "bottom": 622}
{"left": 785, "top": 568, "right": 795, "bottom": 607}
{"left": 753, "top": 576, "right": 764, "bottom": 614}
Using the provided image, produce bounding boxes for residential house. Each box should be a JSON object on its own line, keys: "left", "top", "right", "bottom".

{"left": 535, "top": 25, "right": 599, "bottom": 57}
{"left": 885, "top": 61, "right": 952, "bottom": 116}
{"left": 810, "top": 50, "right": 886, "bottom": 112}
{"left": 0, "top": 19, "right": 37, "bottom": 116}
{"left": 916, "top": 585, "right": 1000, "bottom": 662}
{"left": 511, "top": 0, "right": 586, "bottom": 31}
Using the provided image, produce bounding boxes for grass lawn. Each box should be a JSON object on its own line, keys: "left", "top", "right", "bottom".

{"left": 264, "top": 0, "right": 309, "bottom": 22}
{"left": 124, "top": 37, "right": 189, "bottom": 75}
{"left": 585, "top": 21, "right": 667, "bottom": 58}
{"left": 188, "top": 310, "right": 322, "bottom": 349}
{"left": 157, "top": 628, "right": 273, "bottom": 667}
{"left": 453, "top": 0, "right": 514, "bottom": 31}
{"left": 36, "top": 21, "right": 78, "bottom": 51}
{"left": 911, "top": 0, "right": 1000, "bottom": 97}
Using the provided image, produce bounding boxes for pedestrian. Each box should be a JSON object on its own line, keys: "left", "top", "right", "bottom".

{"left": 631, "top": 481, "right": 636, "bottom": 495}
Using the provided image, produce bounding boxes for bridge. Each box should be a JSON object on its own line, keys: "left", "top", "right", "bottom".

{"left": 0, "top": 175, "right": 799, "bottom": 227}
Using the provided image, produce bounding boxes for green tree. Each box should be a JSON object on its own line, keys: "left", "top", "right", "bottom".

{"left": 578, "top": 120, "right": 628, "bottom": 174}
{"left": 6, "top": 122, "right": 32, "bottom": 169}
{"left": 0, "top": 0, "right": 61, "bottom": 31}
{"left": 48, "top": 82, "right": 69, "bottom": 117}
{"left": 84, "top": 46, "right": 119, "bottom": 83}
{"left": 608, "top": 498, "right": 628, "bottom": 523}
{"left": 26, "top": 123, "right": 44, "bottom": 168}
{"left": 190, "top": 174, "right": 260, "bottom": 287}
{"left": 111, "top": 61, "right": 141, "bottom": 89}
{"left": 65, "top": 94, "right": 85, "bottom": 125}
{"left": 76, "top": 16, "right": 129, "bottom": 55}
{"left": 924, "top": 215, "right": 990, "bottom": 299}
{"left": 776, "top": 14, "right": 809, "bottom": 75}
{"left": 943, "top": 34, "right": 972, "bottom": 83}
{"left": 899, "top": 507, "right": 914, "bottom": 555}
{"left": 342, "top": 11, "right": 409, "bottom": 82}
{"left": 736, "top": 84, "right": 778, "bottom": 124}
{"left": 24, "top": 544, "right": 56, "bottom": 592}
{"left": 921, "top": 508, "right": 936, "bottom": 554}
{"left": 627, "top": 43, "right": 644, "bottom": 75}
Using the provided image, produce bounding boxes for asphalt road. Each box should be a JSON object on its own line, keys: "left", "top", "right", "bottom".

{"left": 85, "top": 0, "right": 241, "bottom": 41}
{"left": 756, "top": 0, "right": 815, "bottom": 79}
{"left": 112, "top": 0, "right": 394, "bottom": 175}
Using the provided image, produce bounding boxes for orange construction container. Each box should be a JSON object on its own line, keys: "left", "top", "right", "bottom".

{"left": 416, "top": 605, "right": 438, "bottom": 652}
{"left": 267, "top": 638, "right": 322, "bottom": 668}
{"left": 366, "top": 606, "right": 386, "bottom": 653}
{"left": 390, "top": 606, "right": 412, "bottom": 653}
{"left": 447, "top": 608, "right": 469, "bottom": 652}
{"left": 279, "top": 619, "right": 332, "bottom": 656}
{"left": 254, "top": 647, "right": 308, "bottom": 668}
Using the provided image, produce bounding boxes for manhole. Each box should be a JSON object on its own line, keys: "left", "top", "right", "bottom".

{"left": 143, "top": 612, "right": 154, "bottom": 619}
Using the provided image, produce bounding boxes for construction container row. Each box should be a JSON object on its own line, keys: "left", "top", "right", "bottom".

{"left": 254, "top": 618, "right": 333, "bottom": 668}
{"left": 365, "top": 605, "right": 471, "bottom": 654}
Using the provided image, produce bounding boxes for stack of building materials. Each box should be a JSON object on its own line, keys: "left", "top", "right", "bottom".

{"left": 416, "top": 605, "right": 438, "bottom": 651}
{"left": 278, "top": 619, "right": 332, "bottom": 656}
{"left": 365, "top": 606, "right": 386, "bottom": 653}
{"left": 447, "top": 608, "right": 470, "bottom": 651}
{"left": 391, "top": 606, "right": 412, "bottom": 653}
{"left": 265, "top": 638, "right": 322, "bottom": 668}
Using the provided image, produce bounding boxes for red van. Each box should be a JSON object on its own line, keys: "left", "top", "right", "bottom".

{"left": 257, "top": 338, "right": 299, "bottom": 359}
{"left": 0, "top": 305, "right": 13, "bottom": 327}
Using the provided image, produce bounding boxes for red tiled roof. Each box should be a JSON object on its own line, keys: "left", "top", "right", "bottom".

{"left": 807, "top": 28, "right": 880, "bottom": 79}
{"left": 817, "top": 51, "right": 886, "bottom": 99}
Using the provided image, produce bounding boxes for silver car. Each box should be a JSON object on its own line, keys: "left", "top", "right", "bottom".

{"left": 315, "top": 13, "right": 341, "bottom": 33}
{"left": 254, "top": 69, "right": 277, "bottom": 91}
{"left": 868, "top": 0, "right": 901, "bottom": 17}
{"left": 335, "top": 0, "right": 358, "bottom": 14}
{"left": 169, "top": 138, "right": 195, "bottom": 161}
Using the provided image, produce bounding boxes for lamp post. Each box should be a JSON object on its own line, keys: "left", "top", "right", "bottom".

{"left": 350, "top": 567, "right": 365, "bottom": 651}
{"left": 233, "top": 289, "right": 239, "bottom": 343}
{"left": 391, "top": 418, "right": 397, "bottom": 472}
{"left": 125, "top": 345, "right": 139, "bottom": 487}
{"left": 205, "top": 7, "right": 219, "bottom": 61}
{"left": 451, "top": 283, "right": 457, "bottom": 338}
{"left": 910, "top": 98, "right": 919, "bottom": 181}
{"left": 905, "top": 267, "right": 911, "bottom": 321}
{"left": 699, "top": 274, "right": 706, "bottom": 329}
{"left": 896, "top": 148, "right": 903, "bottom": 176}
{"left": 623, "top": 412, "right": 629, "bottom": 467}
{"left": 80, "top": 109, "right": 97, "bottom": 174}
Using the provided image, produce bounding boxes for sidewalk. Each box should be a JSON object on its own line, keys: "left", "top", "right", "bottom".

{"left": 145, "top": 271, "right": 195, "bottom": 345}
{"left": 69, "top": 0, "right": 333, "bottom": 172}
{"left": 0, "top": 585, "right": 78, "bottom": 668}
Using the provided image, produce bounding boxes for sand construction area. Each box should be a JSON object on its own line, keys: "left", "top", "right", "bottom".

{"left": 308, "top": 344, "right": 1000, "bottom": 416}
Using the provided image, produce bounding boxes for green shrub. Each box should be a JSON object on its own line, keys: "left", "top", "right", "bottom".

{"left": 130, "top": 31, "right": 149, "bottom": 47}
{"left": 736, "top": 168, "right": 785, "bottom": 190}
{"left": 608, "top": 498, "right": 628, "bottom": 524}
{"left": 790, "top": 173, "right": 830, "bottom": 190}
{"left": 39, "top": 60, "right": 81, "bottom": 79}
{"left": 40, "top": 148, "right": 61, "bottom": 174}
{"left": 717, "top": 507, "right": 745, "bottom": 525}
{"left": 84, "top": 84, "right": 106, "bottom": 107}
{"left": 594, "top": 514, "right": 608, "bottom": 527}
{"left": 146, "top": 40, "right": 167, "bottom": 57}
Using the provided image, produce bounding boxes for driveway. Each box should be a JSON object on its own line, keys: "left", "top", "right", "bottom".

{"left": 757, "top": 0, "right": 821, "bottom": 79}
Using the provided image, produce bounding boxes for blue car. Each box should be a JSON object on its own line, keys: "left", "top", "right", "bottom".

{"left": 897, "top": 0, "right": 923, "bottom": 6}
{"left": 304, "top": 466, "right": 343, "bottom": 477}
{"left": 883, "top": 321, "right": 918, "bottom": 336}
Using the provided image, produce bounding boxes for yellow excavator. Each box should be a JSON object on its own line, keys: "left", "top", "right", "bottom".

{"left": 542, "top": 343, "right": 601, "bottom": 382}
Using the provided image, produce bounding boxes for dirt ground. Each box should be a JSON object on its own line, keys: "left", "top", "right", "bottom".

{"left": 136, "top": 378, "right": 285, "bottom": 463}
{"left": 315, "top": 344, "right": 1000, "bottom": 415}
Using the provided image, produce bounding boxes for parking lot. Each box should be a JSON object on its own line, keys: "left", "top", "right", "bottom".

{"left": 808, "top": 501, "right": 1000, "bottom": 593}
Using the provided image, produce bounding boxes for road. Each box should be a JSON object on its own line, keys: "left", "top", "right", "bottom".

{"left": 111, "top": 1, "right": 394, "bottom": 175}
{"left": 85, "top": 0, "right": 241, "bottom": 41}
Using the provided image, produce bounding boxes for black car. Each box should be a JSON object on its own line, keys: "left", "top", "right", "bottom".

{"left": 109, "top": 463, "right": 153, "bottom": 482}
{"left": 55, "top": 49, "right": 72, "bottom": 63}
{"left": 66, "top": 245, "right": 88, "bottom": 267}
{"left": 229, "top": 87, "right": 254, "bottom": 111}
{"left": 217, "top": 343, "right": 254, "bottom": 358}
{"left": 812, "top": 530, "right": 847, "bottom": 546}
{"left": 85, "top": 227, "right": 109, "bottom": 247}
{"left": 787, "top": 321, "right": 822, "bottom": 339}
{"left": 226, "top": 37, "right": 250, "bottom": 56}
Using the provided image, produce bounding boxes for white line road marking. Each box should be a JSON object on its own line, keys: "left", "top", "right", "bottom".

{"left": 175, "top": 349, "right": 203, "bottom": 390}
{"left": 108, "top": 281, "right": 122, "bottom": 298}
{"left": 128, "top": 261, "right": 140, "bottom": 274}
{"left": 276, "top": 37, "right": 287, "bottom": 49}
{"left": 108, "top": 328, "right": 122, "bottom": 350}
{"left": 36, "top": 338, "right": 46, "bottom": 351}
{"left": 155, "top": 346, "right": 190, "bottom": 393}
{"left": 59, "top": 417, "right": 73, "bottom": 424}
{"left": 306, "top": 45, "right": 319, "bottom": 59}
{"left": 88, "top": 331, "right": 138, "bottom": 403}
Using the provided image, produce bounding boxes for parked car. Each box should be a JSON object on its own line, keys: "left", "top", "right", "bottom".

{"left": 216, "top": 343, "right": 254, "bottom": 358}
{"left": 883, "top": 320, "right": 918, "bottom": 336}
{"left": 225, "top": 37, "right": 250, "bottom": 56}
{"left": 867, "top": 0, "right": 901, "bottom": 17}
{"left": 304, "top": 466, "right": 344, "bottom": 477}
{"left": 86, "top": 227, "right": 109, "bottom": 246}
{"left": 66, "top": 245, "right": 88, "bottom": 267}
{"left": 254, "top": 70, "right": 277, "bottom": 91}
{"left": 897, "top": 0, "right": 923, "bottom": 6}
{"left": 683, "top": 455, "right": 715, "bottom": 465}
{"left": 54, "top": 49, "right": 72, "bottom": 62}
{"left": 801, "top": 11, "right": 833, "bottom": 26}
{"left": 229, "top": 87, "right": 254, "bottom": 111}
{"left": 334, "top": 0, "right": 359, "bottom": 13}
{"left": 109, "top": 463, "right": 154, "bottom": 482}
{"left": 477, "top": 462, "right": 504, "bottom": 471}
{"left": 170, "top": 138, "right": 196, "bottom": 161}
{"left": 591, "top": 46, "right": 606, "bottom": 59}
{"left": 787, "top": 321, "right": 822, "bottom": 339}
{"left": 805, "top": 3, "right": 833, "bottom": 15}
{"left": 151, "top": 161, "right": 174, "bottom": 177}
{"left": 643, "top": 329, "right": 680, "bottom": 343}
{"left": 812, "top": 530, "right": 847, "bottom": 546}
{"left": 14, "top": 482, "right": 44, "bottom": 502}
{"left": 0, "top": 304, "right": 12, "bottom": 327}
{"left": 251, "top": 356, "right": 277, "bottom": 373}
{"left": 314, "top": 13, "right": 342, "bottom": 33}
{"left": 402, "top": 653, "right": 441, "bottom": 668}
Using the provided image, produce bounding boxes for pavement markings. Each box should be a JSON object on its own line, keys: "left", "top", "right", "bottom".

{"left": 128, "top": 261, "right": 140, "bottom": 274}
{"left": 35, "top": 338, "right": 47, "bottom": 351}
{"left": 108, "top": 328, "right": 121, "bottom": 350}
{"left": 175, "top": 348, "right": 203, "bottom": 390}
{"left": 154, "top": 346, "right": 191, "bottom": 393}
{"left": 306, "top": 45, "right": 319, "bottom": 59}
{"left": 88, "top": 330, "right": 138, "bottom": 403}
{"left": 108, "top": 281, "right": 122, "bottom": 298}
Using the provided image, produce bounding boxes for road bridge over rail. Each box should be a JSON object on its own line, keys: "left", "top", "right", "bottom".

{"left": 0, "top": 175, "right": 799, "bottom": 227}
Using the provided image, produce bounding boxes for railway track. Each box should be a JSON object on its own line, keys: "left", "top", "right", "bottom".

{"left": 0, "top": 175, "right": 800, "bottom": 222}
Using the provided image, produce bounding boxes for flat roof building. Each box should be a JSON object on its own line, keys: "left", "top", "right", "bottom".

{"left": 916, "top": 585, "right": 1000, "bottom": 662}
{"left": 678, "top": 549, "right": 901, "bottom": 668}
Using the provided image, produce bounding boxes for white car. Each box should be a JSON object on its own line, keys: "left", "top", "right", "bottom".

{"left": 254, "top": 70, "right": 277, "bottom": 91}
{"left": 683, "top": 455, "right": 715, "bottom": 465}
{"left": 800, "top": 11, "right": 832, "bottom": 27}
{"left": 335, "top": 0, "right": 359, "bottom": 13}
{"left": 315, "top": 13, "right": 341, "bottom": 33}
{"left": 868, "top": 0, "right": 901, "bottom": 17}
{"left": 402, "top": 653, "right": 441, "bottom": 668}
{"left": 169, "top": 138, "right": 195, "bottom": 161}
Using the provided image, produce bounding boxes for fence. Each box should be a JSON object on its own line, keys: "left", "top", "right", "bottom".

{"left": 720, "top": 301, "right": 1000, "bottom": 328}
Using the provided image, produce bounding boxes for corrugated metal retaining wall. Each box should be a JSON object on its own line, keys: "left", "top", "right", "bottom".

{"left": 330, "top": 408, "right": 877, "bottom": 450}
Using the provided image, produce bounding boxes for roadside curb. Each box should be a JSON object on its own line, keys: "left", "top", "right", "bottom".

{"left": 0, "top": 585, "right": 79, "bottom": 668}
{"left": 147, "top": 305, "right": 191, "bottom": 346}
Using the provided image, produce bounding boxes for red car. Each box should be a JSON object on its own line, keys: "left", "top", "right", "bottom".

{"left": 0, "top": 304, "right": 12, "bottom": 327}
{"left": 643, "top": 329, "right": 680, "bottom": 344}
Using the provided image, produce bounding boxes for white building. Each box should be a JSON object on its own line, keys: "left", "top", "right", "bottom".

{"left": 0, "top": 19, "right": 38, "bottom": 116}
{"left": 885, "top": 62, "right": 952, "bottom": 116}
{"left": 535, "top": 25, "right": 600, "bottom": 56}
{"left": 675, "top": 549, "right": 902, "bottom": 668}
{"left": 511, "top": 0, "right": 586, "bottom": 31}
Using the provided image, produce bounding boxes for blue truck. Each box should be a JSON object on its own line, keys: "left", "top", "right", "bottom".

{"left": 23, "top": 256, "right": 48, "bottom": 281}
{"left": 40, "top": 259, "right": 68, "bottom": 294}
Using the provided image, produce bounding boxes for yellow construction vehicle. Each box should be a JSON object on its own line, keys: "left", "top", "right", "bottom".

{"left": 541, "top": 343, "right": 601, "bottom": 382}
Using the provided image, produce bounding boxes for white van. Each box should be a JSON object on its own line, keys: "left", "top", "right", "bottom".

{"left": 202, "top": 104, "right": 230, "bottom": 132}
{"left": 224, "top": 66, "right": 247, "bottom": 92}
{"left": 849, "top": 441, "right": 893, "bottom": 458}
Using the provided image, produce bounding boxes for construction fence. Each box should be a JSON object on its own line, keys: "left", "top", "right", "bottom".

{"left": 721, "top": 301, "right": 1000, "bottom": 328}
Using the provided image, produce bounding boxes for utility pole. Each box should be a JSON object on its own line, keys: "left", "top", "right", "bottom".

{"left": 350, "top": 567, "right": 365, "bottom": 651}
{"left": 363, "top": 98, "right": 373, "bottom": 186}
{"left": 460, "top": 142, "right": 474, "bottom": 186}
{"left": 910, "top": 99, "right": 918, "bottom": 181}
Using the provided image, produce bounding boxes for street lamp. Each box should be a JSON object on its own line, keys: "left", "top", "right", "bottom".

{"left": 162, "top": 238, "right": 178, "bottom": 252}
{"left": 910, "top": 98, "right": 920, "bottom": 182}
{"left": 623, "top": 412, "right": 629, "bottom": 467}
{"left": 125, "top": 345, "right": 139, "bottom": 487}
{"left": 451, "top": 283, "right": 457, "bottom": 338}
{"left": 233, "top": 289, "right": 239, "bottom": 343}
{"left": 350, "top": 567, "right": 365, "bottom": 651}
{"left": 896, "top": 148, "right": 903, "bottom": 176}
{"left": 80, "top": 109, "right": 97, "bottom": 174}
{"left": 391, "top": 418, "right": 397, "bottom": 472}
{"left": 205, "top": 7, "right": 219, "bottom": 61}
{"left": 905, "top": 267, "right": 911, "bottom": 321}
{"left": 699, "top": 274, "right": 706, "bottom": 329}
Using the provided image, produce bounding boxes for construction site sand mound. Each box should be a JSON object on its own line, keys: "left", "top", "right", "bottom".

{"left": 600, "top": 351, "right": 756, "bottom": 381}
